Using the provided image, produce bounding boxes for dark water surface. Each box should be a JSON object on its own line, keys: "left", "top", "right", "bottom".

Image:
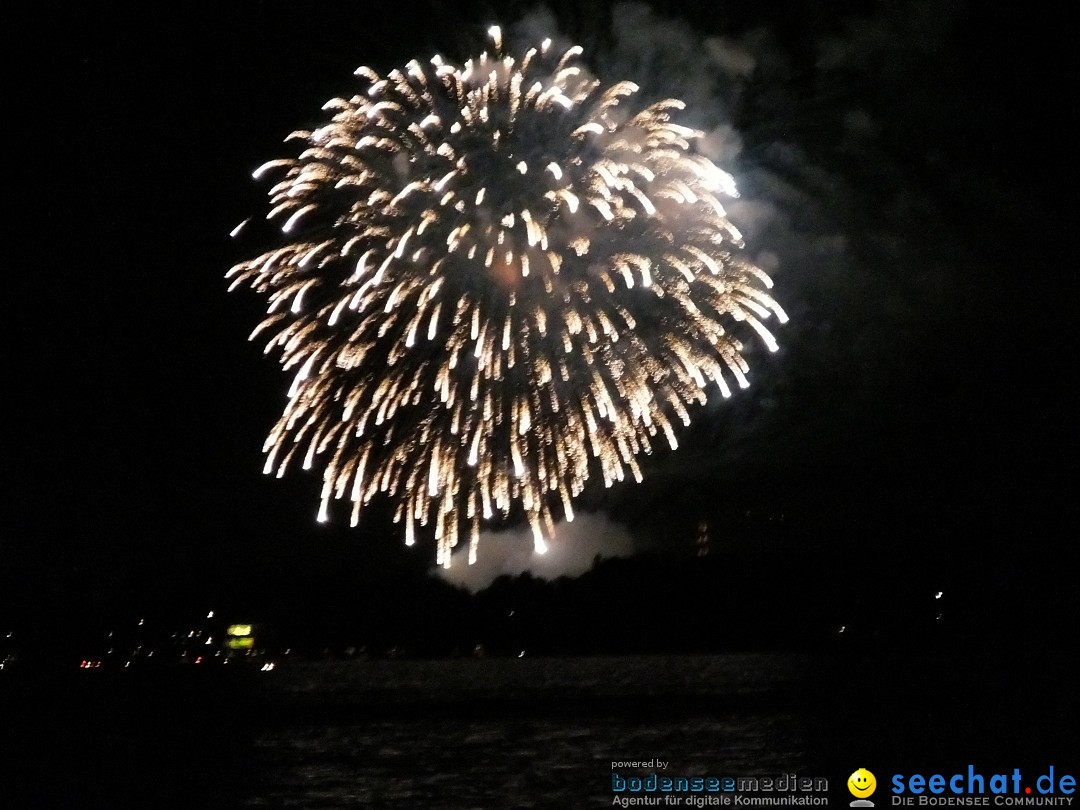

{"left": 2, "top": 653, "right": 1074, "bottom": 808}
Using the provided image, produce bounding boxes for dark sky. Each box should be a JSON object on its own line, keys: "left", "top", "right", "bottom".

{"left": 5, "top": 1, "right": 1076, "bottom": 627}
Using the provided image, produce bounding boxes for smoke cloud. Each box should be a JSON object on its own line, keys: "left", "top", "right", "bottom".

{"left": 438, "top": 513, "right": 637, "bottom": 592}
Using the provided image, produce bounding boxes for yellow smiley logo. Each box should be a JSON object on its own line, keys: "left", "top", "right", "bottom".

{"left": 848, "top": 768, "right": 877, "bottom": 798}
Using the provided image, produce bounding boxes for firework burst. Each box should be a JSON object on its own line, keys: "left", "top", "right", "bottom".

{"left": 228, "top": 27, "right": 787, "bottom": 566}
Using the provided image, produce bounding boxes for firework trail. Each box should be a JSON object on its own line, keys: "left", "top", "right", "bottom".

{"left": 228, "top": 27, "right": 787, "bottom": 566}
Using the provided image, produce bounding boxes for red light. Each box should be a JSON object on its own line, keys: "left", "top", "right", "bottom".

{"left": 195, "top": 656, "right": 203, "bottom": 664}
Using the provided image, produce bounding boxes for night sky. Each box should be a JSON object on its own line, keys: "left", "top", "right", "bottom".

{"left": 5, "top": 1, "right": 1076, "bottom": 649}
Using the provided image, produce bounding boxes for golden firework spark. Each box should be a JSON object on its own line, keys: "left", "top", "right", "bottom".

{"left": 228, "top": 28, "right": 787, "bottom": 566}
